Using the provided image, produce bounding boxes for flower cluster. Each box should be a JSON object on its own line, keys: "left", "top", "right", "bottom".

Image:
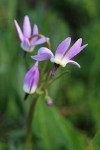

{"left": 14, "top": 15, "right": 88, "bottom": 101}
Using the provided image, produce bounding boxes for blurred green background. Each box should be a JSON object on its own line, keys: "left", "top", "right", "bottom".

{"left": 0, "top": 0, "right": 100, "bottom": 149}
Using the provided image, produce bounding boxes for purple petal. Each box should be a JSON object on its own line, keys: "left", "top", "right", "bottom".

{"left": 67, "top": 60, "right": 80, "bottom": 68}
{"left": 31, "top": 47, "right": 53, "bottom": 61}
{"left": 33, "top": 24, "right": 38, "bottom": 35}
{"left": 33, "top": 37, "right": 50, "bottom": 46}
{"left": 32, "top": 24, "right": 38, "bottom": 43}
{"left": 79, "top": 44, "right": 88, "bottom": 51}
{"left": 55, "top": 37, "right": 71, "bottom": 56}
{"left": 31, "top": 53, "right": 52, "bottom": 61}
{"left": 21, "top": 38, "right": 31, "bottom": 51}
{"left": 23, "top": 62, "right": 39, "bottom": 94}
{"left": 23, "top": 16, "right": 31, "bottom": 38}
{"left": 37, "top": 47, "right": 53, "bottom": 55}
{"left": 14, "top": 20, "right": 24, "bottom": 42}
{"left": 64, "top": 38, "right": 82, "bottom": 59}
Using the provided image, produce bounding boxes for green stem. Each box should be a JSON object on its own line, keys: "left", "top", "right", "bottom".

{"left": 26, "top": 96, "right": 38, "bottom": 149}
{"left": 47, "top": 70, "right": 70, "bottom": 87}
{"left": 41, "top": 61, "right": 49, "bottom": 78}
{"left": 37, "top": 66, "right": 52, "bottom": 92}
{"left": 42, "top": 70, "right": 51, "bottom": 89}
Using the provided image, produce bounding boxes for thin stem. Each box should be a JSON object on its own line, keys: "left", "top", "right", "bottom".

{"left": 41, "top": 61, "right": 49, "bottom": 77}
{"left": 37, "top": 64, "right": 52, "bottom": 92}
{"left": 26, "top": 96, "right": 39, "bottom": 149}
{"left": 47, "top": 70, "right": 70, "bottom": 87}
{"left": 24, "top": 55, "right": 30, "bottom": 70}
{"left": 42, "top": 70, "right": 51, "bottom": 89}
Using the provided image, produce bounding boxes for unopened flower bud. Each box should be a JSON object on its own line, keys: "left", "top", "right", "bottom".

{"left": 23, "top": 62, "right": 39, "bottom": 94}
{"left": 45, "top": 98, "right": 53, "bottom": 106}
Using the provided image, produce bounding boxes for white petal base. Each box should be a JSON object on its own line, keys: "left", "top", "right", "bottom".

{"left": 21, "top": 43, "right": 34, "bottom": 52}
{"left": 50, "top": 55, "right": 67, "bottom": 67}
{"left": 23, "top": 84, "right": 37, "bottom": 94}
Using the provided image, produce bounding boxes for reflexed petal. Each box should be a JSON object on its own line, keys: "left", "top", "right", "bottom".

{"left": 79, "top": 44, "right": 88, "bottom": 51}
{"left": 23, "top": 62, "right": 39, "bottom": 94}
{"left": 33, "top": 37, "right": 50, "bottom": 46}
{"left": 55, "top": 37, "right": 71, "bottom": 56}
{"left": 67, "top": 60, "right": 80, "bottom": 68}
{"left": 14, "top": 20, "right": 24, "bottom": 42}
{"left": 65, "top": 38, "right": 82, "bottom": 59}
{"left": 38, "top": 47, "right": 53, "bottom": 55}
{"left": 31, "top": 53, "right": 52, "bottom": 61}
{"left": 31, "top": 47, "right": 53, "bottom": 61}
{"left": 23, "top": 16, "right": 31, "bottom": 38}
{"left": 32, "top": 24, "right": 38, "bottom": 43}
{"left": 68, "top": 43, "right": 88, "bottom": 58}
{"left": 33, "top": 24, "right": 38, "bottom": 35}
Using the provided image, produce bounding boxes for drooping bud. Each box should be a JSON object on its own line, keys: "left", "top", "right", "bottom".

{"left": 23, "top": 62, "right": 39, "bottom": 94}
{"left": 45, "top": 98, "right": 53, "bottom": 106}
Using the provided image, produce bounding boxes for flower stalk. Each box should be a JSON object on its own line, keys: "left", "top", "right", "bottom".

{"left": 26, "top": 96, "right": 38, "bottom": 149}
{"left": 48, "top": 70, "right": 71, "bottom": 87}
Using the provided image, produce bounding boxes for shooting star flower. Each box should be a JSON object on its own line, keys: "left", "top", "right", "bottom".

{"left": 23, "top": 62, "right": 39, "bottom": 94}
{"left": 14, "top": 16, "right": 49, "bottom": 52}
{"left": 31, "top": 37, "right": 88, "bottom": 75}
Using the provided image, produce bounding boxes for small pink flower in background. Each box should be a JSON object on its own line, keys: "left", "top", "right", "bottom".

{"left": 23, "top": 62, "right": 39, "bottom": 94}
{"left": 45, "top": 98, "right": 53, "bottom": 106}
{"left": 14, "top": 16, "right": 49, "bottom": 52}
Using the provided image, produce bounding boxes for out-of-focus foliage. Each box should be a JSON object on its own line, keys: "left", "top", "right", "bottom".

{"left": 33, "top": 94, "right": 85, "bottom": 150}
{"left": 92, "top": 131, "right": 100, "bottom": 150}
{"left": 0, "top": 0, "right": 100, "bottom": 149}
{"left": 49, "top": 0, "right": 99, "bottom": 30}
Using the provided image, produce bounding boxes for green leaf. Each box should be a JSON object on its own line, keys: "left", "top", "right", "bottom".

{"left": 92, "top": 131, "right": 100, "bottom": 150}
{"left": 33, "top": 94, "right": 85, "bottom": 150}
{"left": 0, "top": 143, "right": 9, "bottom": 150}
